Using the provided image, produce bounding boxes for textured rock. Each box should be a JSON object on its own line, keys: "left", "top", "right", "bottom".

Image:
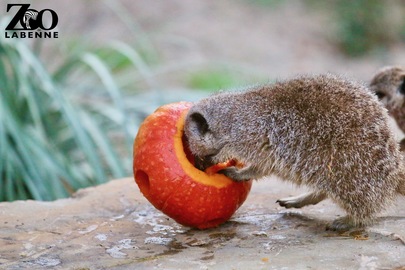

{"left": 0, "top": 177, "right": 404, "bottom": 269}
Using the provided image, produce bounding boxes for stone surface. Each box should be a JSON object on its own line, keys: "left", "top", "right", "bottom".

{"left": 0, "top": 177, "right": 404, "bottom": 270}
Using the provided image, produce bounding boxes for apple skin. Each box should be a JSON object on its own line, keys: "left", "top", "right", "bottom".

{"left": 133, "top": 102, "right": 252, "bottom": 229}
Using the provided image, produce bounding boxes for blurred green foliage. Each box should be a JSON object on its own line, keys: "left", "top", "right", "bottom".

{"left": 333, "top": 0, "right": 404, "bottom": 56}
{"left": 334, "top": 0, "right": 385, "bottom": 56}
{"left": 187, "top": 67, "right": 266, "bottom": 91}
{"left": 252, "top": 0, "right": 404, "bottom": 57}
{"left": 188, "top": 68, "right": 241, "bottom": 91}
{"left": 0, "top": 32, "right": 152, "bottom": 201}
{"left": 244, "top": 0, "right": 284, "bottom": 8}
{"left": 402, "top": 22, "right": 405, "bottom": 41}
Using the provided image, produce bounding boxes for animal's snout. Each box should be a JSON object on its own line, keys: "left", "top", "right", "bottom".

{"left": 194, "top": 155, "right": 215, "bottom": 171}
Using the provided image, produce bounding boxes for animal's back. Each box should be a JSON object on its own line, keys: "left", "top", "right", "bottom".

{"left": 254, "top": 75, "right": 401, "bottom": 216}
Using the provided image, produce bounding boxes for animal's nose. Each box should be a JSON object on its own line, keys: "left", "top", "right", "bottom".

{"left": 194, "top": 155, "right": 215, "bottom": 171}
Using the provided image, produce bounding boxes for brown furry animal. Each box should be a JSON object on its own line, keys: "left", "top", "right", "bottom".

{"left": 370, "top": 66, "right": 405, "bottom": 151}
{"left": 184, "top": 74, "right": 405, "bottom": 231}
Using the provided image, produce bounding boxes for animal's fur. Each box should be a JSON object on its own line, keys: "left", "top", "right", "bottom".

{"left": 185, "top": 74, "right": 405, "bottom": 231}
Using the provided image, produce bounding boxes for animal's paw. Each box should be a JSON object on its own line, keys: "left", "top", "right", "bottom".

{"left": 327, "top": 216, "right": 360, "bottom": 232}
{"left": 276, "top": 197, "right": 302, "bottom": 209}
{"left": 218, "top": 166, "right": 251, "bottom": 182}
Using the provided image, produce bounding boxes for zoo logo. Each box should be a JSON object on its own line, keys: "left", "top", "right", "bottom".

{"left": 5, "top": 4, "right": 59, "bottom": 39}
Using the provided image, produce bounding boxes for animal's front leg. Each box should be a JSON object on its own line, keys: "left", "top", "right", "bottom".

{"left": 276, "top": 192, "right": 327, "bottom": 208}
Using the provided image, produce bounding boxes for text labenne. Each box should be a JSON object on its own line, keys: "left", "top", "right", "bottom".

{"left": 5, "top": 31, "right": 59, "bottom": 39}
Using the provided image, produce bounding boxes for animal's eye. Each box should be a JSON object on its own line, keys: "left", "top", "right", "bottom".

{"left": 399, "top": 76, "right": 405, "bottom": 95}
{"left": 375, "top": 91, "right": 385, "bottom": 100}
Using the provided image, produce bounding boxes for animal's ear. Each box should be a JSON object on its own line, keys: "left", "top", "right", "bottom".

{"left": 189, "top": 112, "right": 209, "bottom": 135}
{"left": 399, "top": 76, "right": 405, "bottom": 94}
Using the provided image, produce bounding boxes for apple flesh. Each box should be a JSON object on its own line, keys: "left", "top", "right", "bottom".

{"left": 133, "top": 102, "right": 252, "bottom": 229}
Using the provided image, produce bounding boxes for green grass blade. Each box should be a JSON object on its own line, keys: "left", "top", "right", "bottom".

{"left": 108, "top": 41, "right": 158, "bottom": 90}
{"left": 56, "top": 96, "right": 108, "bottom": 185}
{"left": 80, "top": 52, "right": 132, "bottom": 151}
{"left": 80, "top": 110, "right": 126, "bottom": 178}
{"left": 1, "top": 99, "right": 46, "bottom": 200}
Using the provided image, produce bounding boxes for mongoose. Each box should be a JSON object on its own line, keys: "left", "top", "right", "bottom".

{"left": 184, "top": 74, "right": 405, "bottom": 231}
{"left": 369, "top": 66, "right": 405, "bottom": 151}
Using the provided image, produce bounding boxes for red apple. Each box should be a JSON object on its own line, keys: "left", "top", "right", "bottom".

{"left": 133, "top": 102, "right": 252, "bottom": 229}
